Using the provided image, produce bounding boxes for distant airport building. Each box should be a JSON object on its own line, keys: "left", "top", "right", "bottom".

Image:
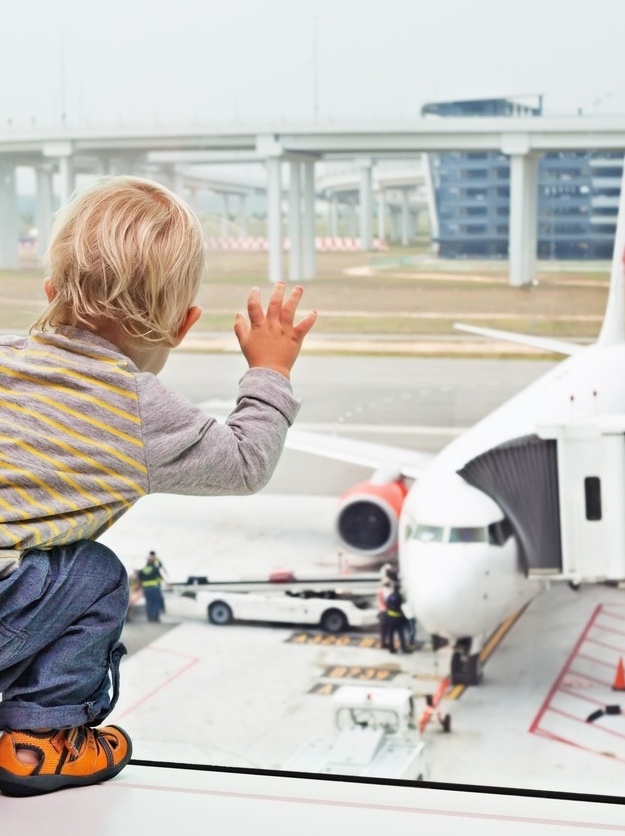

{"left": 423, "top": 97, "right": 624, "bottom": 259}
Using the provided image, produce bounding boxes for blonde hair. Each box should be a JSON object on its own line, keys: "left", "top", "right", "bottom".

{"left": 34, "top": 176, "right": 206, "bottom": 345}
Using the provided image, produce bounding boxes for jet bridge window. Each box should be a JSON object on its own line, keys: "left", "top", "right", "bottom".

{"left": 411, "top": 524, "right": 445, "bottom": 543}
{"left": 449, "top": 526, "right": 487, "bottom": 543}
{"left": 584, "top": 476, "right": 602, "bottom": 521}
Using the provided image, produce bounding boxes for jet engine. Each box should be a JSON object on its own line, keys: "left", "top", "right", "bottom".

{"left": 335, "top": 476, "right": 408, "bottom": 558}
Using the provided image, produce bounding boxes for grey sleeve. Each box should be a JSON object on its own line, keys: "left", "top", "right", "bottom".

{"left": 137, "top": 367, "right": 300, "bottom": 496}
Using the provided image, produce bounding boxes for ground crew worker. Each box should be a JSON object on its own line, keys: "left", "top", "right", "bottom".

{"left": 385, "top": 582, "right": 411, "bottom": 654}
{"left": 137, "top": 551, "right": 167, "bottom": 622}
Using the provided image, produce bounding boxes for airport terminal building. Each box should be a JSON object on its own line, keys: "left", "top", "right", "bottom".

{"left": 423, "top": 98, "right": 624, "bottom": 259}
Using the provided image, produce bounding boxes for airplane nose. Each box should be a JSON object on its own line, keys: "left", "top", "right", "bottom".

{"left": 402, "top": 542, "right": 481, "bottom": 637}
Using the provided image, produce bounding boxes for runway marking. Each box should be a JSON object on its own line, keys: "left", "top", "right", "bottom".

{"left": 530, "top": 603, "right": 625, "bottom": 763}
{"left": 308, "top": 665, "right": 401, "bottom": 694}
{"left": 286, "top": 631, "right": 382, "bottom": 648}
{"left": 320, "top": 664, "right": 399, "bottom": 682}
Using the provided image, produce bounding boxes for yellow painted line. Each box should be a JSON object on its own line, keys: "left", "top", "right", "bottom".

{"left": 448, "top": 604, "right": 531, "bottom": 700}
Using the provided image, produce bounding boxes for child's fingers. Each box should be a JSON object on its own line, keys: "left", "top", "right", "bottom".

{"left": 233, "top": 312, "right": 249, "bottom": 345}
{"left": 280, "top": 285, "right": 305, "bottom": 326}
{"left": 246, "top": 286, "right": 264, "bottom": 325}
{"left": 266, "top": 282, "right": 286, "bottom": 321}
{"left": 293, "top": 309, "right": 318, "bottom": 340}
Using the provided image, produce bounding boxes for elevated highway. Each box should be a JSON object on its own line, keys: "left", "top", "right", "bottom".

{"left": 1, "top": 115, "right": 624, "bottom": 283}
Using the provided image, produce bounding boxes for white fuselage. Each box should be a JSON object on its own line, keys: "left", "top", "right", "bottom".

{"left": 399, "top": 341, "right": 625, "bottom": 647}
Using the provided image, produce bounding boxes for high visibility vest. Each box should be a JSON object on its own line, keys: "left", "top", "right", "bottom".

{"left": 139, "top": 566, "right": 162, "bottom": 588}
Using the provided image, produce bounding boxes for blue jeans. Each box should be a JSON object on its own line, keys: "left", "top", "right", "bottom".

{"left": 0, "top": 540, "right": 128, "bottom": 731}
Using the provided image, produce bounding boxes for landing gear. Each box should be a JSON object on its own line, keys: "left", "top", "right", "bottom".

{"left": 450, "top": 639, "right": 483, "bottom": 686}
{"left": 430, "top": 633, "right": 449, "bottom": 651}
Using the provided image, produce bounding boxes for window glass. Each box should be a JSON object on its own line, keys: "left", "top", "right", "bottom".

{"left": 5, "top": 0, "right": 625, "bottom": 809}
{"left": 449, "top": 526, "right": 486, "bottom": 543}
{"left": 411, "top": 524, "right": 445, "bottom": 542}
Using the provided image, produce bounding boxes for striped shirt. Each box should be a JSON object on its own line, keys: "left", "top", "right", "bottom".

{"left": 0, "top": 328, "right": 299, "bottom": 577}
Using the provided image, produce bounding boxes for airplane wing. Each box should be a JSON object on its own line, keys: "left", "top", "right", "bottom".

{"left": 453, "top": 323, "right": 584, "bottom": 356}
{"left": 284, "top": 427, "right": 435, "bottom": 480}
{"left": 198, "top": 404, "right": 435, "bottom": 480}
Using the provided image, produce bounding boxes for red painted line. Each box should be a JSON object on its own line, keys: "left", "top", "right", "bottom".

{"left": 600, "top": 608, "right": 625, "bottom": 621}
{"left": 558, "top": 687, "right": 607, "bottom": 708}
{"left": 533, "top": 726, "right": 625, "bottom": 764}
{"left": 589, "top": 622, "right": 625, "bottom": 640}
{"left": 576, "top": 652, "right": 617, "bottom": 672}
{"left": 114, "top": 652, "right": 201, "bottom": 720}
{"left": 529, "top": 604, "right": 602, "bottom": 734}
{"left": 566, "top": 669, "right": 611, "bottom": 689}
{"left": 585, "top": 635, "right": 625, "bottom": 654}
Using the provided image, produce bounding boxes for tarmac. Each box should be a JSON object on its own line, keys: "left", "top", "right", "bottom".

{"left": 102, "top": 492, "right": 625, "bottom": 799}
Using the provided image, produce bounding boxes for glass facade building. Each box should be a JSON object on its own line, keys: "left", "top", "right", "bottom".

{"left": 423, "top": 98, "right": 624, "bottom": 259}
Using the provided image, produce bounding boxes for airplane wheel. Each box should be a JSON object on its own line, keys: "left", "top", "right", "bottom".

{"left": 208, "top": 600, "right": 233, "bottom": 625}
{"left": 441, "top": 713, "right": 452, "bottom": 733}
{"left": 320, "top": 608, "right": 348, "bottom": 634}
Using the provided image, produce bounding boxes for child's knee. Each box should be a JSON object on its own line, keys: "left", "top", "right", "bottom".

{"left": 59, "top": 541, "right": 128, "bottom": 598}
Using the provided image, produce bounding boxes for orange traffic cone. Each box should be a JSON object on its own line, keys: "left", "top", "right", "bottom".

{"left": 612, "top": 657, "right": 625, "bottom": 691}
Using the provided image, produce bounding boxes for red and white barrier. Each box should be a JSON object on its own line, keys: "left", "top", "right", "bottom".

{"left": 204, "top": 237, "right": 388, "bottom": 252}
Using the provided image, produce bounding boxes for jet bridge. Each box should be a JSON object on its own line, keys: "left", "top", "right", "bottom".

{"left": 457, "top": 417, "right": 625, "bottom": 583}
{"left": 537, "top": 415, "right": 625, "bottom": 583}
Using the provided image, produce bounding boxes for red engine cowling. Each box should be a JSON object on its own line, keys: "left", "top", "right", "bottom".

{"left": 335, "top": 478, "right": 409, "bottom": 558}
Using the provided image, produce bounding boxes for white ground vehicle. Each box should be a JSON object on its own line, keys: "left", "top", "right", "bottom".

{"left": 286, "top": 686, "right": 428, "bottom": 780}
{"left": 195, "top": 588, "right": 378, "bottom": 633}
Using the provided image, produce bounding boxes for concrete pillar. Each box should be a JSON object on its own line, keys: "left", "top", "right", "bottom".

{"left": 390, "top": 207, "right": 400, "bottom": 242}
{"left": 347, "top": 197, "right": 358, "bottom": 238}
{"left": 302, "top": 159, "right": 316, "bottom": 280}
{"left": 328, "top": 194, "right": 338, "bottom": 236}
{"left": 422, "top": 153, "right": 440, "bottom": 245}
{"left": 57, "top": 155, "right": 75, "bottom": 206}
{"left": 400, "top": 189, "right": 411, "bottom": 246}
{"left": 43, "top": 142, "right": 74, "bottom": 207}
{"left": 220, "top": 194, "right": 230, "bottom": 238}
{"left": 288, "top": 160, "right": 302, "bottom": 281}
{"left": 35, "top": 164, "right": 54, "bottom": 260}
{"left": 358, "top": 158, "right": 373, "bottom": 251}
{"left": 266, "top": 156, "right": 283, "bottom": 283}
{"left": 508, "top": 153, "right": 538, "bottom": 287}
{"left": 0, "top": 160, "right": 19, "bottom": 268}
{"left": 237, "top": 194, "right": 248, "bottom": 238}
{"left": 377, "top": 189, "right": 386, "bottom": 242}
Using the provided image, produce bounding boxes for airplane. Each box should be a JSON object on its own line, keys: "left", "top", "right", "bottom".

{"left": 284, "top": 164, "right": 625, "bottom": 687}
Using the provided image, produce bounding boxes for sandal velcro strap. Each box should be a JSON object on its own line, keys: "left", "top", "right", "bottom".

{"left": 0, "top": 724, "right": 132, "bottom": 797}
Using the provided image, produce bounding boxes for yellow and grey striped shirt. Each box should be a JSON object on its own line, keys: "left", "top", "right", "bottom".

{"left": 0, "top": 328, "right": 299, "bottom": 577}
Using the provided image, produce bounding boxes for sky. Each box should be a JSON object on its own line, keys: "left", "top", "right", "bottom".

{"left": 1, "top": 0, "right": 625, "bottom": 130}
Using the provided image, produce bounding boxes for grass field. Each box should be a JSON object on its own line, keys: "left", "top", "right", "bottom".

{"left": 1, "top": 247, "right": 611, "bottom": 350}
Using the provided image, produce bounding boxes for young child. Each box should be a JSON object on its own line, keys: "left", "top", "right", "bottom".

{"left": 0, "top": 176, "right": 317, "bottom": 797}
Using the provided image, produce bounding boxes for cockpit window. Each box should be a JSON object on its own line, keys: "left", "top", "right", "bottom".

{"left": 411, "top": 524, "right": 445, "bottom": 542}
{"left": 449, "top": 526, "right": 487, "bottom": 543}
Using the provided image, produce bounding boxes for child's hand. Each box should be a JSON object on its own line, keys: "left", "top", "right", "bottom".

{"left": 233, "top": 283, "right": 317, "bottom": 379}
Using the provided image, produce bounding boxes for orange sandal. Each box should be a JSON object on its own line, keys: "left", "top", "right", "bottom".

{"left": 0, "top": 725, "right": 132, "bottom": 797}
